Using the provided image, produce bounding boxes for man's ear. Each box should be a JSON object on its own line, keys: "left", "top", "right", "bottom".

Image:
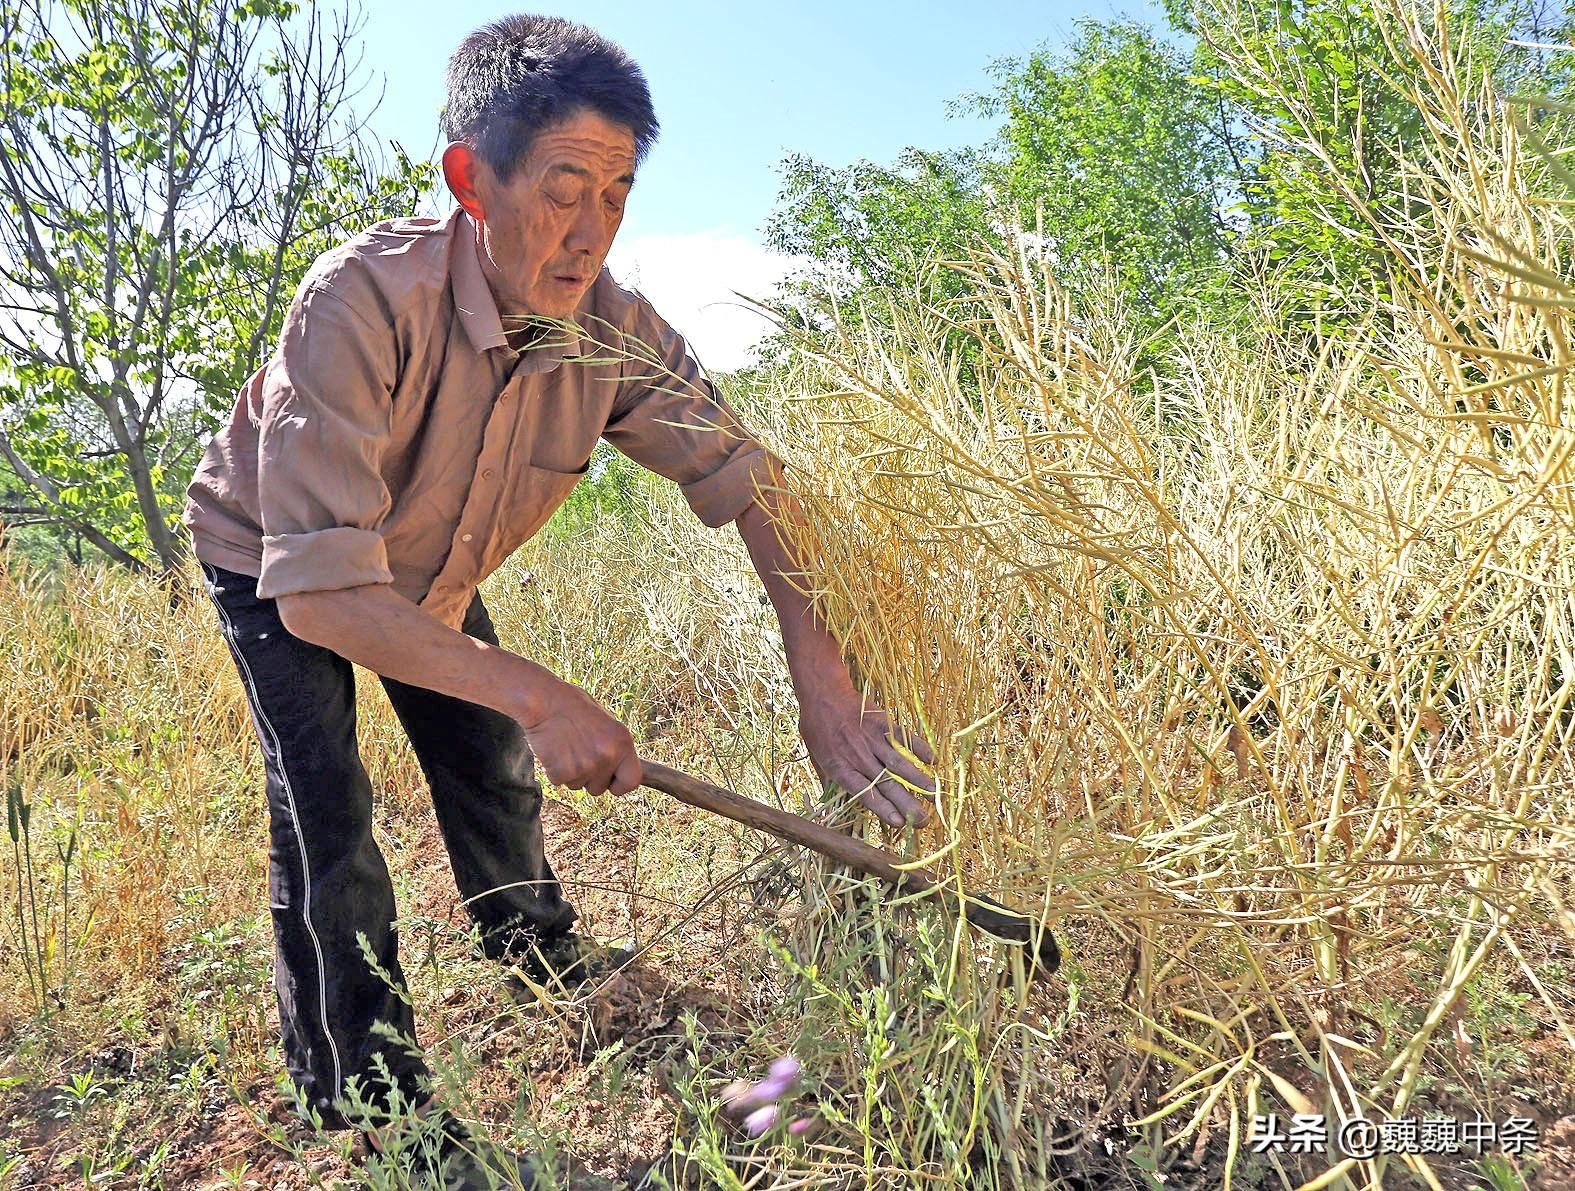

{"left": 442, "top": 142, "right": 486, "bottom": 222}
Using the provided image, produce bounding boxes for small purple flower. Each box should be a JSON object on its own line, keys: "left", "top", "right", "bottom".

{"left": 748, "top": 1053, "right": 800, "bottom": 1102}
{"left": 750, "top": 1073, "right": 794, "bottom": 1103}
{"left": 721, "top": 1053, "right": 806, "bottom": 1124}
{"left": 743, "top": 1105, "right": 778, "bottom": 1136}
{"left": 788, "top": 1116, "right": 814, "bottom": 1137}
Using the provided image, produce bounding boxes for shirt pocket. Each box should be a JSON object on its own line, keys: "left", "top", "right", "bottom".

{"left": 487, "top": 457, "right": 590, "bottom": 562}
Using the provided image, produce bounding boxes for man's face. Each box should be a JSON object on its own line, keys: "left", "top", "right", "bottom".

{"left": 445, "top": 109, "right": 636, "bottom": 323}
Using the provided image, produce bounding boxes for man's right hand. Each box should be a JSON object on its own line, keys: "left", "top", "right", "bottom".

{"left": 277, "top": 585, "right": 643, "bottom": 798}
{"left": 518, "top": 679, "right": 643, "bottom": 797}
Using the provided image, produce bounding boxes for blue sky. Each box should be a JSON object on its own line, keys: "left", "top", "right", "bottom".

{"left": 355, "top": 1, "right": 1175, "bottom": 366}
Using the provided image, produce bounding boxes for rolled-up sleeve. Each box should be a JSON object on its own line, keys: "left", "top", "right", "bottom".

{"left": 601, "top": 298, "right": 785, "bottom": 528}
{"left": 254, "top": 281, "right": 397, "bottom": 599}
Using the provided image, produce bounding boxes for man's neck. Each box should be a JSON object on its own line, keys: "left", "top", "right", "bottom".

{"left": 501, "top": 315, "right": 544, "bottom": 352}
{"left": 470, "top": 225, "right": 562, "bottom": 353}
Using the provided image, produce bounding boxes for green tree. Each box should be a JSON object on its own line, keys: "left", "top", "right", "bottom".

{"left": 0, "top": 0, "right": 435, "bottom": 571}
{"left": 764, "top": 17, "right": 1241, "bottom": 368}
{"left": 1167, "top": 0, "right": 1572, "bottom": 331}
{"left": 762, "top": 145, "right": 994, "bottom": 372}
{"left": 766, "top": 146, "right": 991, "bottom": 296}
{"left": 968, "top": 18, "right": 1240, "bottom": 328}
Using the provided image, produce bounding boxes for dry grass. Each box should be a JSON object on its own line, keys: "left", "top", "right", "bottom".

{"left": 0, "top": 503, "right": 818, "bottom": 1187}
{"left": 738, "top": 3, "right": 1575, "bottom": 1186}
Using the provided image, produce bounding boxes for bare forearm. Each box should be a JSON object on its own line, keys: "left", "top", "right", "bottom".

{"left": 736, "top": 489, "right": 937, "bottom": 826}
{"left": 736, "top": 491, "right": 856, "bottom": 702}
{"left": 276, "top": 583, "right": 558, "bottom": 725}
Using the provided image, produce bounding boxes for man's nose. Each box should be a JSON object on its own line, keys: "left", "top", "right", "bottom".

{"left": 565, "top": 197, "right": 608, "bottom": 255}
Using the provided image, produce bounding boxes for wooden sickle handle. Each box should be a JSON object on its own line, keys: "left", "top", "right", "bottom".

{"left": 639, "top": 759, "right": 1060, "bottom": 978}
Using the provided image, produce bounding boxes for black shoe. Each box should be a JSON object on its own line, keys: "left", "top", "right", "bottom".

{"left": 505, "top": 930, "right": 635, "bottom": 1000}
{"left": 364, "top": 1105, "right": 540, "bottom": 1189}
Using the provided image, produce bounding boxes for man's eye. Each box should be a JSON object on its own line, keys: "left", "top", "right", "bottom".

{"left": 604, "top": 196, "right": 624, "bottom": 213}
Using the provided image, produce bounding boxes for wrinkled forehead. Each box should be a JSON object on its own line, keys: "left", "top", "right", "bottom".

{"left": 524, "top": 111, "right": 637, "bottom": 177}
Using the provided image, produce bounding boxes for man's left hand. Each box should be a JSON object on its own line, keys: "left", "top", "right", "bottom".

{"left": 797, "top": 685, "right": 937, "bottom": 829}
{"left": 732, "top": 493, "right": 938, "bottom": 829}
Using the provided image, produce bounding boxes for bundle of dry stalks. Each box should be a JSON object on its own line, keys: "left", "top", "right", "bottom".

{"left": 748, "top": 2, "right": 1574, "bottom": 1185}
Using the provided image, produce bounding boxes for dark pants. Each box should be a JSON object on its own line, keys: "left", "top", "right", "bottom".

{"left": 199, "top": 563, "right": 579, "bottom": 1129}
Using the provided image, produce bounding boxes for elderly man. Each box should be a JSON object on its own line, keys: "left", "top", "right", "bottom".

{"left": 183, "top": 11, "right": 935, "bottom": 1187}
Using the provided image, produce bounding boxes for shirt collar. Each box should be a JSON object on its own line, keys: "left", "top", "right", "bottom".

{"left": 451, "top": 208, "right": 586, "bottom": 370}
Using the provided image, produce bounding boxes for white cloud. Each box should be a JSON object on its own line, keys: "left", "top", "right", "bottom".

{"left": 606, "top": 228, "right": 802, "bottom": 373}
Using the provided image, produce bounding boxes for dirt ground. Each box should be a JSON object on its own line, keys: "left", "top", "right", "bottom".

{"left": 0, "top": 793, "right": 787, "bottom": 1189}
{"left": 1, "top": 793, "right": 1567, "bottom": 1190}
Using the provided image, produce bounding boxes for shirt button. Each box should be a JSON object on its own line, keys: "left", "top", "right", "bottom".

{"left": 461, "top": 533, "right": 473, "bottom": 543}
{"left": 482, "top": 469, "right": 495, "bottom": 480}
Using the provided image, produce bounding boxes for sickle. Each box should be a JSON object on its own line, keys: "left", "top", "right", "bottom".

{"left": 639, "top": 758, "right": 1061, "bottom": 979}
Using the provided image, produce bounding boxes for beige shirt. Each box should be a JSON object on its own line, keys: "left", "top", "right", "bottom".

{"left": 184, "top": 206, "right": 783, "bottom": 629}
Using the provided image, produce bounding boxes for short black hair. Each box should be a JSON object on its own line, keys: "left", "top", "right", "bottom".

{"left": 443, "top": 14, "right": 658, "bottom": 181}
